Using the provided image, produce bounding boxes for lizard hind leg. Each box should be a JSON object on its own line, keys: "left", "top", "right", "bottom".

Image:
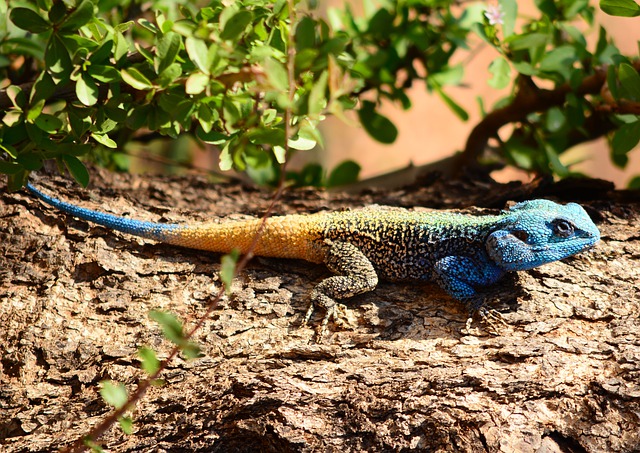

{"left": 305, "top": 241, "right": 379, "bottom": 338}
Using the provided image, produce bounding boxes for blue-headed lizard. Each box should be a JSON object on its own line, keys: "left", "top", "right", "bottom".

{"left": 26, "top": 183, "right": 601, "bottom": 336}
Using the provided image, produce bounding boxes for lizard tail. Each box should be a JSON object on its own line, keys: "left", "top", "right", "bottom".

{"left": 26, "top": 183, "right": 324, "bottom": 263}
{"left": 163, "top": 216, "right": 325, "bottom": 262}
{"left": 26, "top": 183, "right": 181, "bottom": 239}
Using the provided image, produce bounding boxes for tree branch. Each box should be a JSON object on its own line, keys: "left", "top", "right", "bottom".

{"left": 460, "top": 61, "right": 640, "bottom": 170}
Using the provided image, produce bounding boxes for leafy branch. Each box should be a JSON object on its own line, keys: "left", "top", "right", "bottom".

{"left": 2, "top": 0, "right": 638, "bottom": 186}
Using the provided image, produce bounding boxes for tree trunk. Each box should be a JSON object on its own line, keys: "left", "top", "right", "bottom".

{"left": 1, "top": 169, "right": 639, "bottom": 452}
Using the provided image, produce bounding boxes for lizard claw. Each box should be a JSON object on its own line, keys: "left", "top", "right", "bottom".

{"left": 303, "top": 302, "right": 338, "bottom": 343}
{"left": 464, "top": 306, "right": 508, "bottom": 335}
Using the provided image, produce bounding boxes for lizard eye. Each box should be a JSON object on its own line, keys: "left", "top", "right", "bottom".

{"left": 553, "top": 219, "right": 574, "bottom": 238}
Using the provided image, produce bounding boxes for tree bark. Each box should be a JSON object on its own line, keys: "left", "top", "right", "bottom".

{"left": 1, "top": 170, "right": 639, "bottom": 452}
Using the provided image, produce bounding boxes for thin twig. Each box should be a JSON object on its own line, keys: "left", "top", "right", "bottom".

{"left": 61, "top": 3, "right": 299, "bottom": 451}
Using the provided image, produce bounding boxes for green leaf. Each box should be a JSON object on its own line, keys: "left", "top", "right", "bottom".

{"left": 220, "top": 10, "right": 252, "bottom": 41}
{"left": 185, "top": 37, "right": 211, "bottom": 74}
{"left": 118, "top": 416, "right": 133, "bottom": 435}
{"left": 499, "top": 0, "right": 517, "bottom": 37}
{"left": 539, "top": 45, "right": 578, "bottom": 81}
{"left": 288, "top": 163, "right": 324, "bottom": 187}
{"left": 508, "top": 32, "right": 549, "bottom": 51}
{"left": 6, "top": 85, "right": 26, "bottom": 109}
{"left": 91, "top": 133, "right": 117, "bottom": 149}
{"left": 48, "top": 2, "right": 67, "bottom": 24}
{"left": 2, "top": 37, "right": 45, "bottom": 60}
{"left": 219, "top": 140, "right": 233, "bottom": 171}
{"left": 100, "top": 381, "right": 128, "bottom": 409}
{"left": 612, "top": 120, "right": 640, "bottom": 165}
{"left": 294, "top": 48, "right": 319, "bottom": 71}
{"left": 114, "top": 31, "right": 130, "bottom": 63}
{"left": 357, "top": 101, "right": 398, "bottom": 144}
{"left": 543, "top": 142, "right": 569, "bottom": 177}
{"left": 628, "top": 176, "right": 640, "bottom": 189}
{"left": 87, "top": 65, "right": 120, "bottom": 83}
{"left": 545, "top": 107, "right": 566, "bottom": 132}
{"left": 34, "top": 114, "right": 63, "bottom": 132}
{"left": 25, "top": 122, "right": 44, "bottom": 146}
{"left": 2, "top": 111, "right": 22, "bottom": 128}
{"left": 196, "top": 128, "right": 229, "bottom": 144}
{"left": 60, "top": 0, "right": 94, "bottom": 31}
{"left": 17, "top": 152, "right": 43, "bottom": 171}
{"left": 157, "top": 63, "right": 182, "bottom": 88}
{"left": 607, "top": 64, "right": 620, "bottom": 100}
{"left": 149, "top": 310, "right": 185, "bottom": 346}
{"left": 470, "top": 22, "right": 494, "bottom": 46}
{"left": 89, "top": 41, "right": 114, "bottom": 65}
{"left": 185, "top": 72, "right": 209, "bottom": 95}
{"left": 429, "top": 65, "right": 464, "bottom": 87}
{"left": 26, "top": 99, "right": 45, "bottom": 122}
{"left": 155, "top": 31, "right": 181, "bottom": 74}
{"left": 68, "top": 108, "right": 92, "bottom": 137}
{"left": 46, "top": 35, "right": 72, "bottom": 82}
{"left": 76, "top": 74, "right": 99, "bottom": 106}
{"left": 600, "top": 0, "right": 640, "bottom": 16}
{"left": 327, "top": 160, "right": 361, "bottom": 187}
{"left": 618, "top": 63, "right": 640, "bottom": 100}
{"left": 288, "top": 135, "right": 317, "bottom": 151}
{"left": 181, "top": 342, "right": 201, "bottom": 360}
{"left": 9, "top": 8, "right": 50, "bottom": 33}
{"left": 138, "top": 18, "right": 158, "bottom": 33}
{"left": 30, "top": 72, "right": 56, "bottom": 105}
{"left": 435, "top": 87, "right": 469, "bottom": 121}
{"left": 0, "top": 161, "right": 22, "bottom": 175}
{"left": 138, "top": 347, "right": 161, "bottom": 375}
{"left": 83, "top": 438, "right": 106, "bottom": 452}
{"left": 220, "top": 249, "right": 240, "bottom": 294}
{"left": 62, "top": 155, "right": 90, "bottom": 187}
{"left": 247, "top": 127, "right": 285, "bottom": 146}
{"left": 295, "top": 16, "right": 316, "bottom": 50}
{"left": 535, "top": 0, "right": 559, "bottom": 17}
{"left": 121, "top": 67, "right": 154, "bottom": 90}
{"left": 265, "top": 58, "right": 288, "bottom": 91}
{"left": 488, "top": 57, "right": 511, "bottom": 89}
{"left": 272, "top": 145, "right": 286, "bottom": 163}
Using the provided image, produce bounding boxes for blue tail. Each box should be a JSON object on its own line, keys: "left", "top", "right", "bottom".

{"left": 26, "top": 183, "right": 178, "bottom": 240}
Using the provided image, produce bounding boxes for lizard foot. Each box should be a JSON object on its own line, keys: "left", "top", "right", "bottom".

{"left": 304, "top": 297, "right": 350, "bottom": 342}
{"left": 464, "top": 307, "right": 508, "bottom": 336}
{"left": 303, "top": 293, "right": 337, "bottom": 343}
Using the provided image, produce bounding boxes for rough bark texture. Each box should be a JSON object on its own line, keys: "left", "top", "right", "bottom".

{"left": 1, "top": 169, "right": 639, "bottom": 452}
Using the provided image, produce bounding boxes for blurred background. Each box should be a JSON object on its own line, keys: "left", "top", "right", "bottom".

{"left": 122, "top": 0, "right": 640, "bottom": 189}
{"left": 312, "top": 0, "right": 640, "bottom": 188}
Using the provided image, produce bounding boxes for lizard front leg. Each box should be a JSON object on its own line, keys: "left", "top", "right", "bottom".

{"left": 305, "top": 241, "right": 378, "bottom": 337}
{"left": 433, "top": 254, "right": 506, "bottom": 331}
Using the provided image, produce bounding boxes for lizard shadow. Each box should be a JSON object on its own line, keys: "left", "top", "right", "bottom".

{"left": 315, "top": 272, "right": 526, "bottom": 341}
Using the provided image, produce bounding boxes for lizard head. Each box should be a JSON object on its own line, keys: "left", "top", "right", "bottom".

{"left": 486, "top": 199, "right": 600, "bottom": 271}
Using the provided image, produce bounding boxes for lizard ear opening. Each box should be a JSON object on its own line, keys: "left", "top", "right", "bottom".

{"left": 512, "top": 230, "right": 529, "bottom": 242}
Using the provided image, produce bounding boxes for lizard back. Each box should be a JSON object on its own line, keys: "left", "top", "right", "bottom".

{"left": 318, "top": 208, "right": 501, "bottom": 281}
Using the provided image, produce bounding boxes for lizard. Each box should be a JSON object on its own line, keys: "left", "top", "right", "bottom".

{"left": 26, "top": 182, "right": 601, "bottom": 336}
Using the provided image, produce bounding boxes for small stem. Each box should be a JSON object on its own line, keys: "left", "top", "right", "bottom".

{"left": 63, "top": 3, "right": 300, "bottom": 451}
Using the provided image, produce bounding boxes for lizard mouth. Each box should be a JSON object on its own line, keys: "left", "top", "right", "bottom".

{"left": 529, "top": 236, "right": 599, "bottom": 254}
